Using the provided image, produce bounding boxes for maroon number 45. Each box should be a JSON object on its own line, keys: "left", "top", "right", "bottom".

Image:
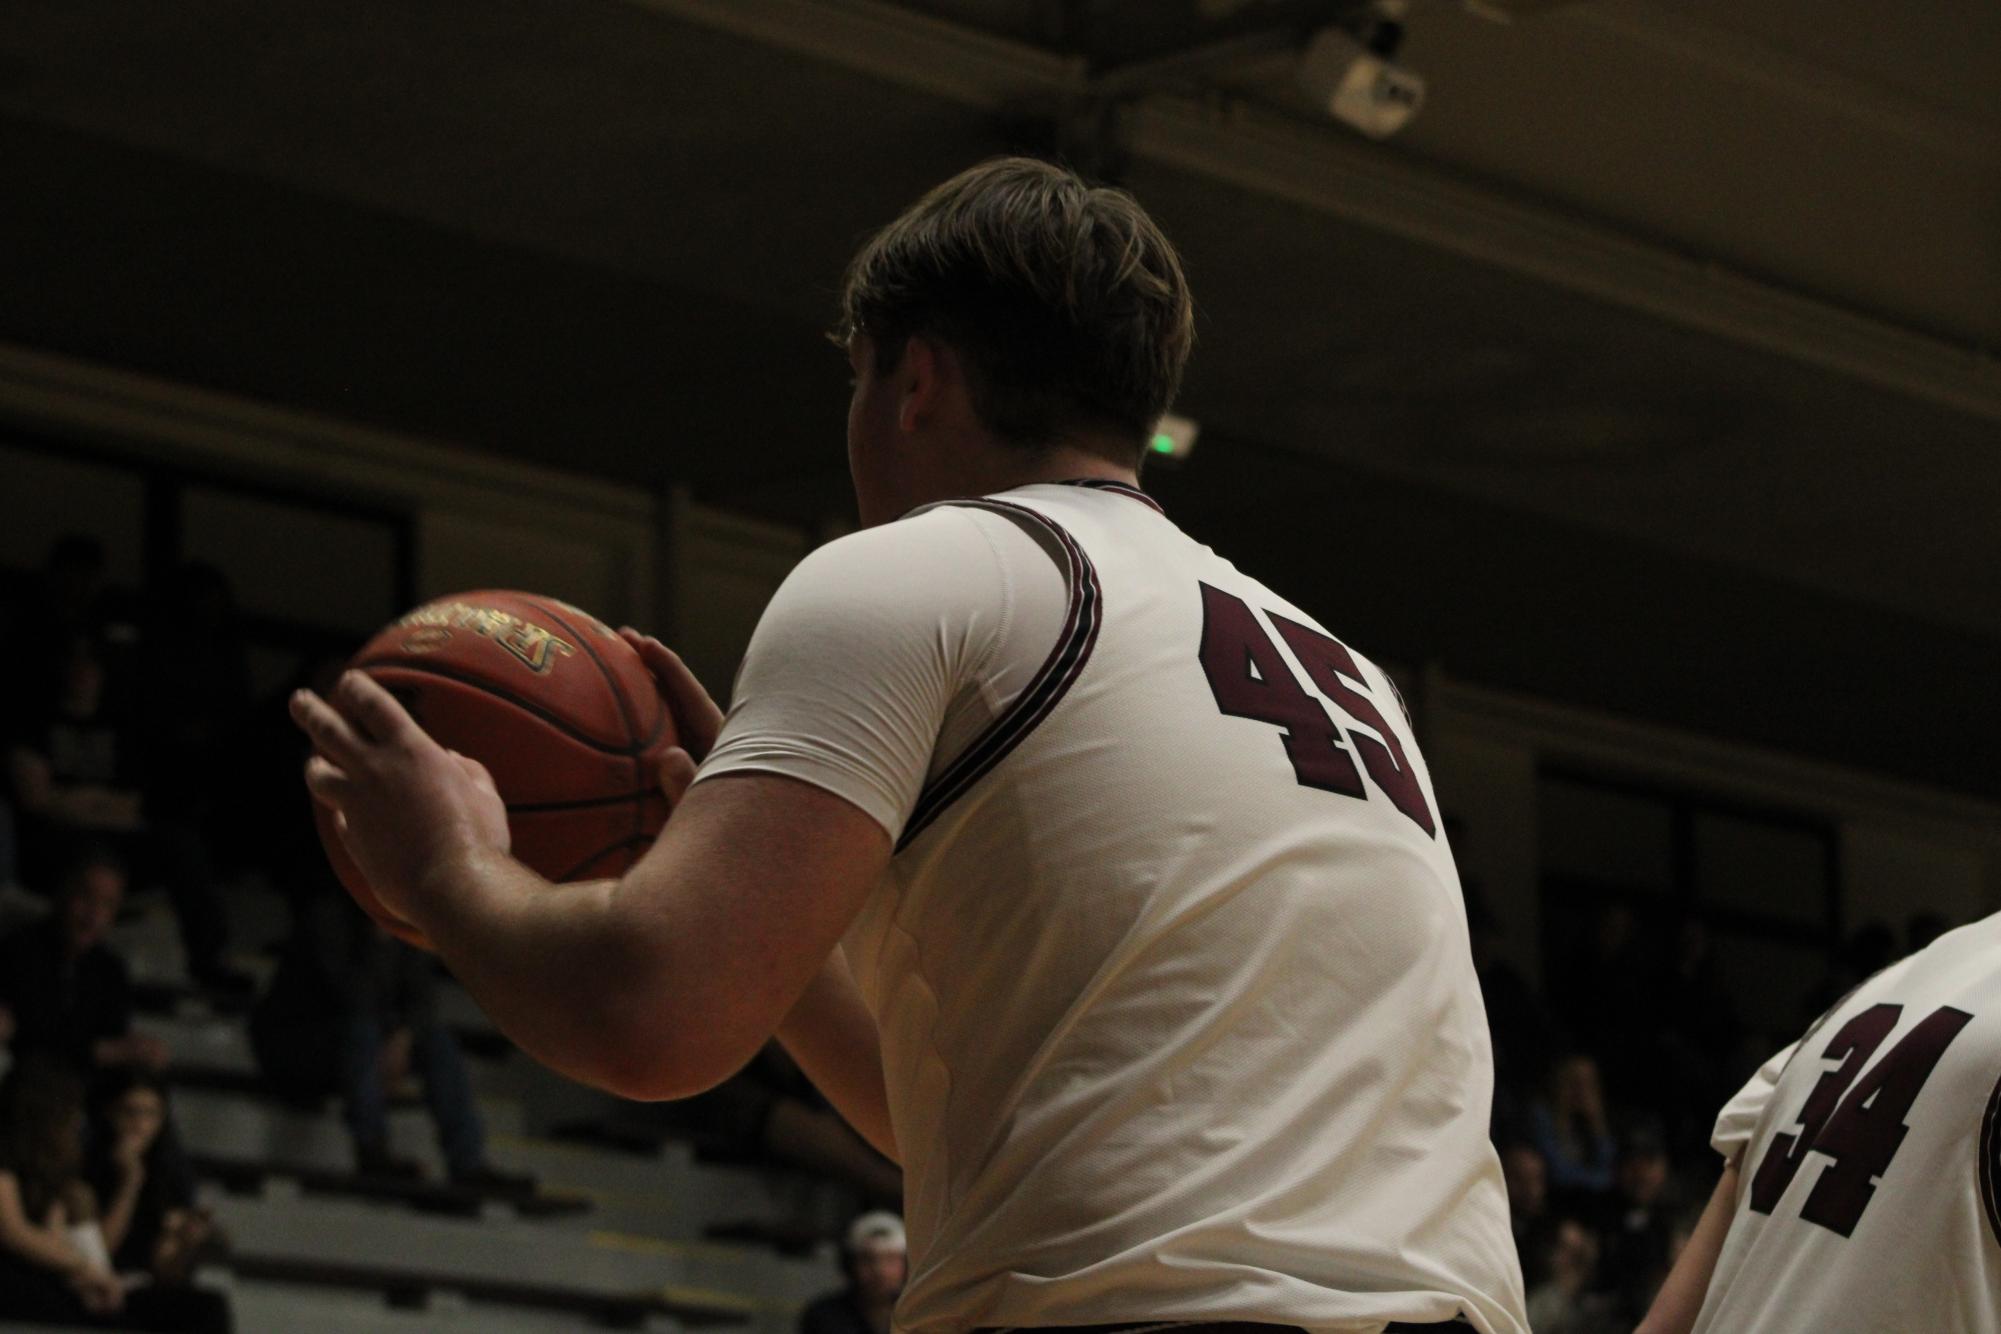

{"left": 1196, "top": 583, "right": 1435, "bottom": 836}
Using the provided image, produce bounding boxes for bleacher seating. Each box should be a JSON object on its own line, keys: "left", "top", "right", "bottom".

{"left": 71, "top": 882, "right": 862, "bottom": 1333}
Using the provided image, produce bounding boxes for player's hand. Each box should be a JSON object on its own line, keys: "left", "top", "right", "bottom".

{"left": 290, "top": 670, "right": 511, "bottom": 921}
{"left": 618, "top": 629, "right": 722, "bottom": 759}
{"left": 619, "top": 629, "right": 720, "bottom": 813}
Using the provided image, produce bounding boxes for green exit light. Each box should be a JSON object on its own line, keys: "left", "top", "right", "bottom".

{"left": 1150, "top": 433, "right": 1176, "bottom": 454}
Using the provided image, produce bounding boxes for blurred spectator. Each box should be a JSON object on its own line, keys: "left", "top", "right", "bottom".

{"left": 1523, "top": 1217, "right": 1619, "bottom": 1334}
{"left": 1588, "top": 1123, "right": 1677, "bottom": 1324}
{"left": 1498, "top": 1140, "right": 1555, "bottom": 1287}
{"left": 138, "top": 565, "right": 252, "bottom": 900}
{"left": 1464, "top": 877, "right": 1551, "bottom": 1106}
{"left": 1551, "top": 903, "right": 1649, "bottom": 1097}
{"left": 799, "top": 1210, "right": 907, "bottom": 1334}
{"left": 137, "top": 564, "right": 250, "bottom": 821}
{"left": 253, "top": 889, "right": 525, "bottom": 1190}
{"left": 1526, "top": 1053, "right": 1617, "bottom": 1198}
{"left": 0, "top": 537, "right": 133, "bottom": 691}
{"left": 4, "top": 633, "right": 241, "bottom": 993}
{"left": 0, "top": 1056, "right": 229, "bottom": 1331}
{"left": 0, "top": 1056, "right": 125, "bottom": 1323}
{"left": 1648, "top": 917, "right": 1743, "bottom": 1150}
{"left": 87, "top": 1069, "right": 226, "bottom": 1299}
{"left": 7, "top": 632, "right": 146, "bottom": 866}
{"left": 0, "top": 789, "right": 21, "bottom": 903}
{"left": 0, "top": 846, "right": 170, "bottom": 1077}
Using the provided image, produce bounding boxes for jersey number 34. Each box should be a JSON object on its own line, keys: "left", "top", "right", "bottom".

{"left": 1748, "top": 1003, "right": 1972, "bottom": 1236}
{"left": 1196, "top": 583, "right": 1435, "bottom": 837}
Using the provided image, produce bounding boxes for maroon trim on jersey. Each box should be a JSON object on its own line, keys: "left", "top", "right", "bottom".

{"left": 895, "top": 500, "right": 1102, "bottom": 854}
{"left": 1981, "top": 1067, "right": 2001, "bottom": 1249}
{"left": 1056, "top": 478, "right": 1166, "bottom": 515}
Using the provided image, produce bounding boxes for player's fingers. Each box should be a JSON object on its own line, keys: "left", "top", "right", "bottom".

{"left": 291, "top": 689, "right": 367, "bottom": 770}
{"left": 303, "top": 754, "right": 354, "bottom": 808}
{"left": 620, "top": 629, "right": 723, "bottom": 756}
{"left": 659, "top": 746, "right": 698, "bottom": 808}
{"left": 333, "top": 670, "right": 424, "bottom": 748}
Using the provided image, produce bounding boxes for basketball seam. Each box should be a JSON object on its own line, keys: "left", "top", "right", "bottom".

{"left": 527, "top": 601, "right": 645, "bottom": 742}
{"left": 353, "top": 655, "right": 642, "bottom": 755}
{"left": 525, "top": 599, "right": 651, "bottom": 850}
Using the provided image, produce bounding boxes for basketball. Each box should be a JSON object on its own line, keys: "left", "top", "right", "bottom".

{"left": 313, "top": 590, "right": 677, "bottom": 949}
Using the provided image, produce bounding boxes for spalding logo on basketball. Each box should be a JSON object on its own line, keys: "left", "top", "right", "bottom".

{"left": 313, "top": 590, "right": 678, "bottom": 951}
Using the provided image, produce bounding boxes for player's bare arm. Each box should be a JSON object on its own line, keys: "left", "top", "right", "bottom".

{"left": 290, "top": 661, "right": 892, "bottom": 1107}
{"left": 1635, "top": 1156, "right": 1741, "bottom": 1334}
{"left": 777, "top": 946, "right": 898, "bottom": 1161}
{"left": 624, "top": 630, "right": 896, "bottom": 1156}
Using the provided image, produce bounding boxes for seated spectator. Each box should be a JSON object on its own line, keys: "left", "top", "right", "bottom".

{"left": 1648, "top": 917, "right": 1743, "bottom": 1151}
{"left": 0, "top": 846, "right": 169, "bottom": 1078}
{"left": 87, "top": 1070, "right": 226, "bottom": 1294}
{"left": 0, "top": 1056, "right": 124, "bottom": 1324}
{"left": 0, "top": 536, "right": 136, "bottom": 699}
{"left": 137, "top": 564, "right": 252, "bottom": 897}
{"left": 0, "top": 1056, "right": 230, "bottom": 1331}
{"left": 0, "top": 788, "right": 19, "bottom": 895}
{"left": 1588, "top": 1122, "right": 1678, "bottom": 1324}
{"left": 1464, "top": 874, "right": 1553, "bottom": 1101}
{"left": 1551, "top": 903, "right": 1648, "bottom": 1091}
{"left": 1498, "top": 1139, "right": 1555, "bottom": 1287}
{"left": 799, "top": 1210, "right": 907, "bottom": 1334}
{"left": 252, "top": 887, "right": 526, "bottom": 1190}
{"left": 5, "top": 633, "right": 241, "bottom": 993}
{"left": 1523, "top": 1217, "right": 1619, "bottom": 1334}
{"left": 1527, "top": 1052, "right": 1617, "bottom": 1198}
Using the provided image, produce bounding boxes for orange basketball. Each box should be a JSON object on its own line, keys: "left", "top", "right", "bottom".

{"left": 314, "top": 590, "right": 676, "bottom": 950}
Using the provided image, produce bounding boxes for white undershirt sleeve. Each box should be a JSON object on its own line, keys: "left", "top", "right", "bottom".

{"left": 690, "top": 503, "right": 1070, "bottom": 843}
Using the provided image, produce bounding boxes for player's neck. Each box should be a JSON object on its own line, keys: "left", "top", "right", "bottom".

{"left": 954, "top": 437, "right": 1139, "bottom": 500}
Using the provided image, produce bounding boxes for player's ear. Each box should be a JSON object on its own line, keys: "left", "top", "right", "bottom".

{"left": 896, "top": 335, "right": 947, "bottom": 434}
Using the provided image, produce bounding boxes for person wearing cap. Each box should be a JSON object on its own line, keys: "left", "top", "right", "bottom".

{"left": 801, "top": 1211, "right": 907, "bottom": 1334}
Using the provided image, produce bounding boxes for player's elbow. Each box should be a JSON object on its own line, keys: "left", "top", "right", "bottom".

{"left": 581, "top": 1015, "right": 757, "bottom": 1104}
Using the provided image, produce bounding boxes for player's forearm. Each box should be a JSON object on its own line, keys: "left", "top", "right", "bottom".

{"left": 777, "top": 951, "right": 899, "bottom": 1163}
{"left": 409, "top": 846, "right": 658, "bottom": 1093}
{"left": 1637, "top": 1158, "right": 1740, "bottom": 1334}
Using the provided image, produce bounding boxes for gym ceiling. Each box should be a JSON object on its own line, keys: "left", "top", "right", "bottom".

{"left": 2, "top": 0, "right": 1996, "bottom": 792}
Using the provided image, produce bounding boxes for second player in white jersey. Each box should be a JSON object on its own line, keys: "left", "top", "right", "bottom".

{"left": 1647, "top": 913, "right": 2001, "bottom": 1333}
{"left": 699, "top": 480, "right": 1527, "bottom": 1331}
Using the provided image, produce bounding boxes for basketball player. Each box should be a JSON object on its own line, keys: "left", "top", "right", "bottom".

{"left": 1639, "top": 913, "right": 2001, "bottom": 1333}
{"left": 291, "top": 157, "right": 1528, "bottom": 1333}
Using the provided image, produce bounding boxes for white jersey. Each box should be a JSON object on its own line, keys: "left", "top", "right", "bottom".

{"left": 1694, "top": 913, "right": 2001, "bottom": 1334}
{"left": 697, "top": 481, "right": 1526, "bottom": 1333}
